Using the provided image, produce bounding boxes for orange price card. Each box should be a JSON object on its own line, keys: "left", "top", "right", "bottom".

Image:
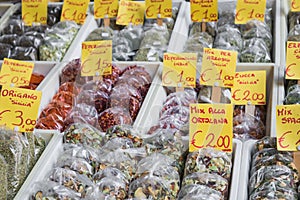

{"left": 189, "top": 103, "right": 233, "bottom": 152}
{"left": 231, "top": 71, "right": 266, "bottom": 105}
{"left": 235, "top": 0, "right": 266, "bottom": 24}
{"left": 81, "top": 40, "right": 112, "bottom": 77}
{"left": 276, "top": 105, "right": 300, "bottom": 151}
{"left": 0, "top": 86, "right": 42, "bottom": 132}
{"left": 286, "top": 41, "right": 300, "bottom": 80}
{"left": 0, "top": 58, "right": 34, "bottom": 87}
{"left": 145, "top": 0, "right": 172, "bottom": 19}
{"left": 200, "top": 48, "right": 237, "bottom": 88}
{"left": 291, "top": 0, "right": 300, "bottom": 12}
{"left": 162, "top": 53, "right": 197, "bottom": 88}
{"left": 61, "top": 0, "right": 89, "bottom": 24}
{"left": 190, "top": 0, "right": 218, "bottom": 22}
{"left": 94, "top": 0, "right": 119, "bottom": 19}
{"left": 22, "top": 0, "right": 47, "bottom": 26}
{"left": 116, "top": 0, "right": 145, "bottom": 25}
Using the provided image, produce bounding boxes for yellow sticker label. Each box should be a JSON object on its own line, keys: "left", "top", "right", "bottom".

{"left": 61, "top": 0, "right": 89, "bottom": 24}
{"left": 162, "top": 53, "right": 197, "bottom": 88}
{"left": 189, "top": 103, "right": 233, "bottom": 152}
{"left": 286, "top": 41, "right": 300, "bottom": 80}
{"left": 232, "top": 71, "right": 266, "bottom": 105}
{"left": 190, "top": 0, "right": 218, "bottom": 22}
{"left": 235, "top": 0, "right": 266, "bottom": 24}
{"left": 116, "top": 0, "right": 145, "bottom": 25}
{"left": 291, "top": 0, "right": 300, "bottom": 12}
{"left": 145, "top": 0, "right": 172, "bottom": 19}
{"left": 22, "top": 0, "right": 48, "bottom": 26}
{"left": 0, "top": 86, "right": 42, "bottom": 132}
{"left": 0, "top": 58, "right": 34, "bottom": 87}
{"left": 81, "top": 40, "right": 112, "bottom": 77}
{"left": 276, "top": 105, "right": 300, "bottom": 151}
{"left": 200, "top": 48, "right": 237, "bottom": 88}
{"left": 94, "top": 0, "right": 119, "bottom": 19}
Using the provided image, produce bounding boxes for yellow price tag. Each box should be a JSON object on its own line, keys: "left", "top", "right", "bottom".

{"left": 200, "top": 48, "right": 237, "bottom": 88}
{"left": 189, "top": 103, "right": 233, "bottom": 152}
{"left": 81, "top": 40, "right": 112, "bottom": 77}
{"left": 0, "top": 58, "right": 34, "bottom": 87}
{"left": 0, "top": 86, "right": 42, "bottom": 132}
{"left": 276, "top": 105, "right": 300, "bottom": 151}
{"left": 190, "top": 0, "right": 218, "bottom": 22}
{"left": 145, "top": 0, "right": 172, "bottom": 19}
{"left": 235, "top": 0, "right": 266, "bottom": 24}
{"left": 162, "top": 53, "right": 197, "bottom": 88}
{"left": 291, "top": 0, "right": 300, "bottom": 12}
{"left": 232, "top": 71, "right": 266, "bottom": 105}
{"left": 61, "top": 0, "right": 89, "bottom": 24}
{"left": 22, "top": 0, "right": 47, "bottom": 26}
{"left": 94, "top": 0, "right": 119, "bottom": 19}
{"left": 286, "top": 41, "right": 300, "bottom": 80}
{"left": 116, "top": 0, "right": 145, "bottom": 25}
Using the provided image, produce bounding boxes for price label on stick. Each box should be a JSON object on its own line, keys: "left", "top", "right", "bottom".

{"left": 81, "top": 40, "right": 112, "bottom": 77}
{"left": 235, "top": 0, "right": 266, "bottom": 24}
{"left": 286, "top": 41, "right": 300, "bottom": 80}
{"left": 116, "top": 0, "right": 145, "bottom": 25}
{"left": 189, "top": 104, "right": 233, "bottom": 152}
{"left": 232, "top": 71, "right": 266, "bottom": 105}
{"left": 276, "top": 105, "right": 300, "bottom": 151}
{"left": 200, "top": 48, "right": 237, "bottom": 88}
{"left": 22, "top": 0, "right": 47, "bottom": 26}
{"left": 190, "top": 0, "right": 218, "bottom": 22}
{"left": 61, "top": 0, "right": 89, "bottom": 24}
{"left": 291, "top": 0, "right": 300, "bottom": 12}
{"left": 162, "top": 53, "right": 197, "bottom": 88}
{"left": 0, "top": 86, "right": 42, "bottom": 132}
{"left": 94, "top": 0, "right": 119, "bottom": 19}
{"left": 0, "top": 58, "right": 34, "bottom": 87}
{"left": 145, "top": 0, "right": 172, "bottom": 19}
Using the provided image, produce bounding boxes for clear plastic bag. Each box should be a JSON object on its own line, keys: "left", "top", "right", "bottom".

{"left": 2, "top": 19, "right": 25, "bottom": 35}
{"left": 162, "top": 90, "right": 197, "bottom": 112}
{"left": 93, "top": 167, "right": 129, "bottom": 185}
{"left": 178, "top": 184, "right": 224, "bottom": 200}
{"left": 120, "top": 24, "right": 144, "bottom": 51}
{"left": 254, "top": 136, "right": 277, "bottom": 152}
{"left": 249, "top": 189, "right": 298, "bottom": 200}
{"left": 48, "top": 167, "right": 95, "bottom": 198}
{"left": 249, "top": 165, "right": 299, "bottom": 194}
{"left": 85, "top": 26, "right": 114, "bottom": 41}
{"left": 0, "top": 34, "right": 18, "bottom": 46}
{"left": 184, "top": 148, "right": 232, "bottom": 180}
{"left": 0, "top": 154, "right": 8, "bottom": 200}
{"left": 197, "top": 86, "right": 232, "bottom": 104}
{"left": 94, "top": 176, "right": 127, "bottom": 199}
{"left": 64, "top": 123, "right": 105, "bottom": 149}
{"left": 16, "top": 35, "right": 43, "bottom": 49}
{"left": 181, "top": 172, "right": 229, "bottom": 198}
{"left": 240, "top": 42, "right": 271, "bottom": 63}
{"left": 0, "top": 43, "right": 12, "bottom": 59}
{"left": 189, "top": 22, "right": 216, "bottom": 37}
{"left": 288, "top": 24, "right": 300, "bottom": 41}
{"left": 10, "top": 46, "right": 38, "bottom": 60}
{"left": 214, "top": 25, "right": 243, "bottom": 52}
{"left": 30, "top": 181, "right": 81, "bottom": 200}
{"left": 285, "top": 84, "right": 300, "bottom": 104}
{"left": 134, "top": 47, "right": 161, "bottom": 62}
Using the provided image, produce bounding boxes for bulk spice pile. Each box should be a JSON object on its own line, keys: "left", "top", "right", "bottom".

{"left": 0, "top": 5, "right": 79, "bottom": 62}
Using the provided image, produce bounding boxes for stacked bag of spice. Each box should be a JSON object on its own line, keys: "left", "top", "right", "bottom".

{"left": 0, "top": 5, "right": 60, "bottom": 60}
{"left": 0, "top": 127, "right": 48, "bottom": 199}
{"left": 36, "top": 59, "right": 152, "bottom": 132}
{"left": 248, "top": 137, "right": 299, "bottom": 200}
{"left": 178, "top": 148, "right": 232, "bottom": 200}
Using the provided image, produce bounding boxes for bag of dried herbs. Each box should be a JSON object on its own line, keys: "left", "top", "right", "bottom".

{"left": 0, "top": 154, "right": 8, "bottom": 200}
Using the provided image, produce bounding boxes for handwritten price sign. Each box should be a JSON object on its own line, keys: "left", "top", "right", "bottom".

{"left": 0, "top": 58, "right": 34, "bottom": 87}
{"left": 0, "top": 86, "right": 42, "bottom": 132}
{"left": 235, "top": 0, "right": 266, "bottom": 24}
{"left": 232, "top": 71, "right": 266, "bottom": 105}
{"left": 81, "top": 40, "right": 112, "bottom": 77}
{"left": 291, "top": 0, "right": 300, "bottom": 12}
{"left": 190, "top": 0, "right": 218, "bottom": 22}
{"left": 117, "top": 0, "right": 145, "bottom": 25}
{"left": 286, "top": 41, "right": 300, "bottom": 80}
{"left": 276, "top": 105, "right": 300, "bottom": 151}
{"left": 22, "top": 0, "right": 47, "bottom": 26}
{"left": 94, "top": 0, "right": 118, "bottom": 19}
{"left": 162, "top": 53, "right": 197, "bottom": 88}
{"left": 200, "top": 48, "right": 237, "bottom": 88}
{"left": 189, "top": 104, "right": 233, "bottom": 152}
{"left": 145, "top": 0, "right": 172, "bottom": 19}
{"left": 61, "top": 0, "right": 89, "bottom": 24}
